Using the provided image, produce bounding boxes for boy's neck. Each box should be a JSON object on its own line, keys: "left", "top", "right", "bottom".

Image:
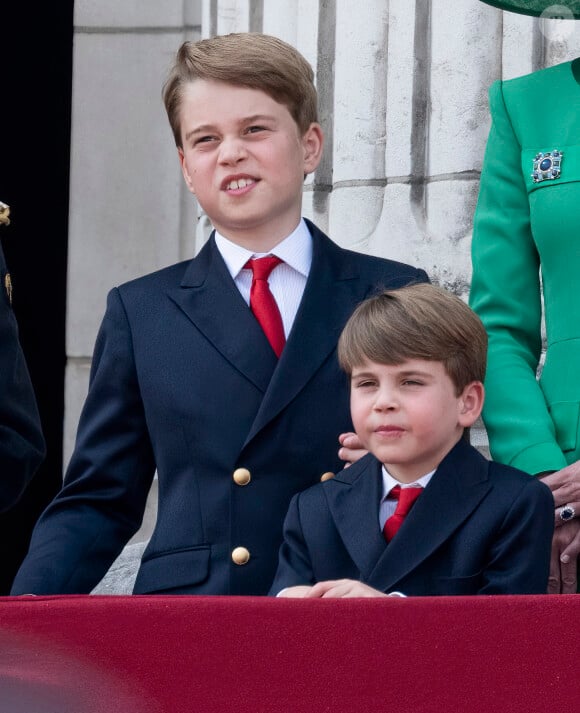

{"left": 381, "top": 432, "right": 464, "bottom": 483}
{"left": 215, "top": 218, "right": 303, "bottom": 254}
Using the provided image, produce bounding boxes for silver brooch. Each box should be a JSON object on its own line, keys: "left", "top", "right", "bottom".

{"left": 531, "top": 150, "right": 563, "bottom": 183}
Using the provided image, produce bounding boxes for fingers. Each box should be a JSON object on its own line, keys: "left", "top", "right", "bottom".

{"left": 547, "top": 520, "right": 580, "bottom": 593}
{"left": 307, "top": 580, "right": 346, "bottom": 598}
{"left": 547, "top": 546, "right": 561, "bottom": 594}
{"left": 307, "top": 579, "right": 387, "bottom": 598}
{"left": 559, "top": 525, "right": 580, "bottom": 594}
{"left": 559, "top": 555, "right": 578, "bottom": 594}
{"left": 337, "top": 446, "right": 350, "bottom": 466}
{"left": 277, "top": 585, "right": 313, "bottom": 598}
{"left": 338, "top": 432, "right": 358, "bottom": 446}
{"left": 541, "top": 462, "right": 580, "bottom": 507}
{"left": 338, "top": 433, "right": 368, "bottom": 466}
{"left": 338, "top": 447, "right": 358, "bottom": 466}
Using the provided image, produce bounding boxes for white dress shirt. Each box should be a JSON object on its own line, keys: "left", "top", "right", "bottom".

{"left": 214, "top": 219, "right": 312, "bottom": 338}
{"left": 379, "top": 467, "right": 435, "bottom": 530}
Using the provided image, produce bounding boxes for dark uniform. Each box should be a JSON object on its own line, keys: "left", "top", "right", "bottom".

{"left": 0, "top": 216, "right": 45, "bottom": 512}
{"left": 12, "top": 221, "right": 427, "bottom": 595}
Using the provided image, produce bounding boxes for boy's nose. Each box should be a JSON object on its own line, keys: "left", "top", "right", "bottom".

{"left": 373, "top": 388, "right": 398, "bottom": 411}
{"left": 218, "top": 137, "right": 247, "bottom": 164}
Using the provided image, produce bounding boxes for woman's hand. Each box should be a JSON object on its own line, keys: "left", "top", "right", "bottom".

{"left": 541, "top": 461, "right": 580, "bottom": 527}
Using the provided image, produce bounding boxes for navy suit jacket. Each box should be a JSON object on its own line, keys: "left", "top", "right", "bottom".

{"left": 0, "top": 242, "right": 45, "bottom": 512}
{"left": 12, "top": 220, "right": 427, "bottom": 595}
{"left": 270, "top": 439, "right": 554, "bottom": 596}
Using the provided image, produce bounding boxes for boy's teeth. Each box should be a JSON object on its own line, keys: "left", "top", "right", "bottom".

{"left": 227, "top": 178, "right": 253, "bottom": 190}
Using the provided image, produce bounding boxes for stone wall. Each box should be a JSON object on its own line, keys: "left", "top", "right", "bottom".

{"left": 65, "top": 1, "right": 580, "bottom": 591}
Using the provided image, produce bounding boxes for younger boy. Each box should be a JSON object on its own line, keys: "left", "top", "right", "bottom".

{"left": 271, "top": 283, "right": 554, "bottom": 597}
{"left": 11, "top": 34, "right": 427, "bottom": 596}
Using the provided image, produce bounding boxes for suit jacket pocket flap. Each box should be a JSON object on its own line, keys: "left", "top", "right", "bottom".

{"left": 548, "top": 401, "right": 580, "bottom": 452}
{"left": 134, "top": 546, "right": 210, "bottom": 593}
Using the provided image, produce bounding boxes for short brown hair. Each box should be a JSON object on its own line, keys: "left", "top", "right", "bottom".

{"left": 338, "top": 283, "right": 487, "bottom": 394}
{"left": 163, "top": 32, "right": 319, "bottom": 148}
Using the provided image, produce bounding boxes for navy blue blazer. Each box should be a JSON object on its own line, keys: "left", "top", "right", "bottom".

{"left": 0, "top": 243, "right": 45, "bottom": 512}
{"left": 270, "top": 438, "right": 554, "bottom": 596}
{"left": 12, "top": 220, "right": 427, "bottom": 595}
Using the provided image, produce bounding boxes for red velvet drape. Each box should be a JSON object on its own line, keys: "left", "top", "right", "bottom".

{"left": 1, "top": 595, "right": 577, "bottom": 712}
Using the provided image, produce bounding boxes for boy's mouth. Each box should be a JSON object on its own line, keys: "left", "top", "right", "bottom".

{"left": 223, "top": 176, "right": 257, "bottom": 191}
{"left": 375, "top": 425, "right": 405, "bottom": 434}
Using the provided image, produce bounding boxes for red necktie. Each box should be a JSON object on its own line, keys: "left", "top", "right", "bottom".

{"left": 245, "top": 256, "right": 286, "bottom": 357}
{"left": 383, "top": 485, "right": 422, "bottom": 542}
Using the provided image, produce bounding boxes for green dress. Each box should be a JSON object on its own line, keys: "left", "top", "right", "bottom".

{"left": 470, "top": 58, "right": 580, "bottom": 475}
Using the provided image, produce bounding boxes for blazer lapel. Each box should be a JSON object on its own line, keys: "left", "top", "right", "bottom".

{"left": 167, "top": 236, "right": 277, "bottom": 393}
{"left": 366, "top": 440, "right": 493, "bottom": 592}
{"left": 244, "top": 222, "right": 364, "bottom": 444}
{"left": 326, "top": 455, "right": 388, "bottom": 579}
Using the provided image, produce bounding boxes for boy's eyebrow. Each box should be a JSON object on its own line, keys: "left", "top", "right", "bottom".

{"left": 350, "top": 370, "right": 377, "bottom": 380}
{"left": 351, "top": 366, "right": 435, "bottom": 379}
{"left": 184, "top": 115, "right": 279, "bottom": 142}
{"left": 397, "top": 370, "right": 435, "bottom": 381}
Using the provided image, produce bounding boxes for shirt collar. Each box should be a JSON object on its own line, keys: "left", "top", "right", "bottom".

{"left": 381, "top": 465, "right": 435, "bottom": 500}
{"left": 214, "top": 219, "right": 312, "bottom": 280}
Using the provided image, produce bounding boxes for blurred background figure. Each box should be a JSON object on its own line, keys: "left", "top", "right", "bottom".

{"left": 0, "top": 204, "right": 45, "bottom": 512}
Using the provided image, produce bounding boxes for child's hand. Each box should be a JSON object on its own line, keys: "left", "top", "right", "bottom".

{"left": 305, "top": 579, "right": 388, "bottom": 598}
{"left": 276, "top": 585, "right": 314, "bottom": 597}
{"left": 338, "top": 432, "right": 368, "bottom": 467}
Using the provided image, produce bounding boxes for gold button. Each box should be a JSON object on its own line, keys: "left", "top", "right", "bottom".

{"left": 231, "top": 547, "right": 250, "bottom": 565}
{"left": 320, "top": 471, "right": 335, "bottom": 482}
{"left": 233, "top": 467, "right": 251, "bottom": 486}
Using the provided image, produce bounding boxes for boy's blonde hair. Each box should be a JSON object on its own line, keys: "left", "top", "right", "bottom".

{"left": 163, "top": 32, "right": 319, "bottom": 148}
{"left": 338, "top": 283, "right": 487, "bottom": 394}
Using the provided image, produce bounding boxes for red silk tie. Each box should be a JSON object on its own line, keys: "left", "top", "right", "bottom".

{"left": 245, "top": 256, "right": 286, "bottom": 357}
{"left": 383, "top": 485, "right": 422, "bottom": 542}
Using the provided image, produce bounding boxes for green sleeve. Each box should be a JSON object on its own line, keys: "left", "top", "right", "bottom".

{"left": 469, "top": 80, "right": 567, "bottom": 475}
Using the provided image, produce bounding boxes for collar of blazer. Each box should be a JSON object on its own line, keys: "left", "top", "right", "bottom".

{"left": 326, "top": 439, "right": 492, "bottom": 590}
{"left": 168, "top": 220, "right": 366, "bottom": 445}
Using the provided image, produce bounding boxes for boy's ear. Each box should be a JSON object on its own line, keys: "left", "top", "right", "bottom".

{"left": 457, "top": 381, "right": 484, "bottom": 428}
{"left": 302, "top": 123, "right": 324, "bottom": 176}
{"left": 178, "top": 148, "right": 195, "bottom": 195}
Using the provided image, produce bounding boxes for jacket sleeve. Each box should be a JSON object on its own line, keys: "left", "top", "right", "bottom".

{"left": 469, "top": 80, "right": 567, "bottom": 475}
{"left": 11, "top": 287, "right": 155, "bottom": 594}
{"left": 479, "top": 476, "right": 554, "bottom": 594}
{"left": 268, "top": 492, "right": 316, "bottom": 595}
{"left": 0, "top": 244, "right": 45, "bottom": 512}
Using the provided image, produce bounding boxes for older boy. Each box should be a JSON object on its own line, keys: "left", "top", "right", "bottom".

{"left": 12, "top": 34, "right": 427, "bottom": 595}
{"left": 272, "top": 284, "right": 554, "bottom": 597}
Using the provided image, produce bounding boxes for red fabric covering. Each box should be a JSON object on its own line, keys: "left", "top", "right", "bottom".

{"left": 0, "top": 594, "right": 578, "bottom": 712}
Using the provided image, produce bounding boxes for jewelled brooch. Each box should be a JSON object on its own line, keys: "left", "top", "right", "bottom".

{"left": 531, "top": 150, "right": 563, "bottom": 183}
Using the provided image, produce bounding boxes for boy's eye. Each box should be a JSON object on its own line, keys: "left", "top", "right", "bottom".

{"left": 194, "top": 135, "right": 217, "bottom": 145}
{"left": 246, "top": 125, "right": 266, "bottom": 134}
{"left": 354, "top": 379, "right": 375, "bottom": 389}
{"left": 402, "top": 379, "right": 423, "bottom": 387}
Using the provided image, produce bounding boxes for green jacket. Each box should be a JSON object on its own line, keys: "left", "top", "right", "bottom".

{"left": 470, "top": 58, "right": 580, "bottom": 475}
